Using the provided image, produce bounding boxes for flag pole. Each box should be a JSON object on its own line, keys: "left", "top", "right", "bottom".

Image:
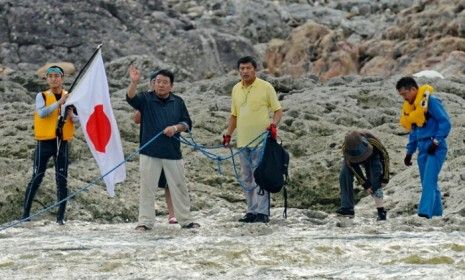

{"left": 68, "top": 44, "right": 103, "bottom": 93}
{"left": 56, "top": 44, "right": 103, "bottom": 155}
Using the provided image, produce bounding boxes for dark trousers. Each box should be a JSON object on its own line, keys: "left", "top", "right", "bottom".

{"left": 23, "top": 139, "right": 69, "bottom": 221}
{"left": 339, "top": 153, "right": 383, "bottom": 210}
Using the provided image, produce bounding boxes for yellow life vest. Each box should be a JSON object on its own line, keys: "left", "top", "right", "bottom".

{"left": 34, "top": 90, "right": 75, "bottom": 141}
{"left": 399, "top": 84, "right": 433, "bottom": 131}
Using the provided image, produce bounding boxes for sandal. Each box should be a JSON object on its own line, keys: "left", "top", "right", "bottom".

{"left": 181, "top": 222, "right": 200, "bottom": 229}
{"left": 168, "top": 217, "right": 178, "bottom": 224}
{"left": 135, "top": 225, "right": 150, "bottom": 231}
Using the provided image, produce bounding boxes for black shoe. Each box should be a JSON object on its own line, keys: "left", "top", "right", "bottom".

{"left": 181, "top": 222, "right": 200, "bottom": 229}
{"left": 56, "top": 219, "right": 66, "bottom": 226}
{"left": 418, "top": 213, "right": 430, "bottom": 219}
{"left": 238, "top": 213, "right": 256, "bottom": 223}
{"left": 253, "top": 214, "right": 269, "bottom": 223}
{"left": 21, "top": 214, "right": 31, "bottom": 222}
{"left": 377, "top": 208, "right": 387, "bottom": 221}
{"left": 336, "top": 208, "right": 355, "bottom": 217}
{"left": 135, "top": 225, "right": 151, "bottom": 231}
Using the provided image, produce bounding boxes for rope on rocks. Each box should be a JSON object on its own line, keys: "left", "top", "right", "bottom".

{"left": 0, "top": 130, "right": 268, "bottom": 231}
{"left": 178, "top": 131, "right": 268, "bottom": 192}
{"left": 0, "top": 131, "right": 163, "bottom": 232}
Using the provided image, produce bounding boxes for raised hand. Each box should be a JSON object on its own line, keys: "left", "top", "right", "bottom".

{"left": 129, "top": 65, "right": 141, "bottom": 84}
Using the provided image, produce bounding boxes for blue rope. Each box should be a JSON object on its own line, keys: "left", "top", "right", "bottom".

{"left": 178, "top": 131, "right": 267, "bottom": 161}
{"left": 0, "top": 131, "right": 164, "bottom": 232}
{"left": 0, "top": 130, "right": 268, "bottom": 231}
{"left": 178, "top": 131, "right": 268, "bottom": 192}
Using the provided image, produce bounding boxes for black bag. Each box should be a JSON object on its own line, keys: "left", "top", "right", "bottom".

{"left": 253, "top": 137, "right": 290, "bottom": 217}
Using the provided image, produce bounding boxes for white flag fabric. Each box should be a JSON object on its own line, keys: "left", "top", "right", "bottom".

{"left": 65, "top": 49, "right": 125, "bottom": 196}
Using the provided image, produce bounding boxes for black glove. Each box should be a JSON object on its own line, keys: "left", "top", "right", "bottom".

{"left": 427, "top": 139, "right": 439, "bottom": 155}
{"left": 362, "top": 181, "right": 371, "bottom": 190}
{"left": 404, "top": 154, "right": 412, "bottom": 166}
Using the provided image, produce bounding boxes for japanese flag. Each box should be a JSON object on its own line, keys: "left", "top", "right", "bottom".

{"left": 65, "top": 49, "right": 125, "bottom": 196}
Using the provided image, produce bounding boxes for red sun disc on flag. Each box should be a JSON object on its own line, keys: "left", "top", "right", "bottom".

{"left": 86, "top": 104, "right": 111, "bottom": 153}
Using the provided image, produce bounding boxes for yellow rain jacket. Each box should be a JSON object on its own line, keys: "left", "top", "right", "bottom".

{"left": 399, "top": 84, "right": 434, "bottom": 131}
{"left": 34, "top": 90, "right": 74, "bottom": 140}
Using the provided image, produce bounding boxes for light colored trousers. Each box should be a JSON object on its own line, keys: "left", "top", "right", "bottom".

{"left": 138, "top": 155, "right": 193, "bottom": 228}
{"left": 239, "top": 148, "right": 270, "bottom": 216}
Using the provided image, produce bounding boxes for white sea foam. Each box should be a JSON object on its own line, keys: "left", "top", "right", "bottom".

{"left": 1, "top": 208, "right": 464, "bottom": 280}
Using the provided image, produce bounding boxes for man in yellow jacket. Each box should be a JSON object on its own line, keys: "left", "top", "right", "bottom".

{"left": 22, "top": 65, "right": 78, "bottom": 225}
{"left": 397, "top": 77, "right": 451, "bottom": 219}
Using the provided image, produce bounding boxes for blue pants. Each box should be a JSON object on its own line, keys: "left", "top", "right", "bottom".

{"left": 416, "top": 140, "right": 447, "bottom": 218}
{"left": 239, "top": 148, "right": 270, "bottom": 216}
{"left": 339, "top": 152, "right": 383, "bottom": 210}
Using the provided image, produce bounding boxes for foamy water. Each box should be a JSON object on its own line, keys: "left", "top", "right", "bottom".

{"left": 1, "top": 208, "right": 464, "bottom": 280}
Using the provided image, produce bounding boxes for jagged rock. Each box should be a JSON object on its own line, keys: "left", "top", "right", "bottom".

{"left": 264, "top": 0, "right": 464, "bottom": 80}
{"left": 265, "top": 21, "right": 332, "bottom": 77}
{"left": 360, "top": 56, "right": 397, "bottom": 77}
{"left": 0, "top": 65, "right": 14, "bottom": 76}
{"left": 438, "top": 50, "right": 465, "bottom": 79}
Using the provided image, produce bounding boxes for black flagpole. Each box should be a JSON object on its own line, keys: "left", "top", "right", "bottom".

{"left": 68, "top": 44, "right": 103, "bottom": 93}
{"left": 56, "top": 44, "right": 103, "bottom": 154}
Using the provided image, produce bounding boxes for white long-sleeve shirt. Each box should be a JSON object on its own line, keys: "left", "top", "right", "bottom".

{"left": 35, "top": 92, "right": 79, "bottom": 123}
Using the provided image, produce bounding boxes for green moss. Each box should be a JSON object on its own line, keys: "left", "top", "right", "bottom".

{"left": 99, "top": 261, "right": 122, "bottom": 272}
{"left": 196, "top": 260, "right": 223, "bottom": 269}
{"left": 225, "top": 249, "right": 250, "bottom": 259}
{"left": 0, "top": 191, "right": 24, "bottom": 224}
{"left": 399, "top": 255, "right": 454, "bottom": 265}
{"left": 315, "top": 246, "right": 332, "bottom": 253}
{"left": 449, "top": 244, "right": 465, "bottom": 252}
{"left": 288, "top": 144, "right": 306, "bottom": 158}
{"left": 0, "top": 261, "right": 15, "bottom": 268}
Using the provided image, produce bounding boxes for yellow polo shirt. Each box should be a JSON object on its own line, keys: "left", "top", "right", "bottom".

{"left": 231, "top": 78, "right": 281, "bottom": 147}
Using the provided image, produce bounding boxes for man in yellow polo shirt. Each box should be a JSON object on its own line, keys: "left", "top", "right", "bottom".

{"left": 223, "top": 56, "right": 282, "bottom": 223}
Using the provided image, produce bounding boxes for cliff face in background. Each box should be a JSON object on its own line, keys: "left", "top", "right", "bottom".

{"left": 0, "top": 0, "right": 465, "bottom": 225}
{"left": 1, "top": 0, "right": 465, "bottom": 80}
